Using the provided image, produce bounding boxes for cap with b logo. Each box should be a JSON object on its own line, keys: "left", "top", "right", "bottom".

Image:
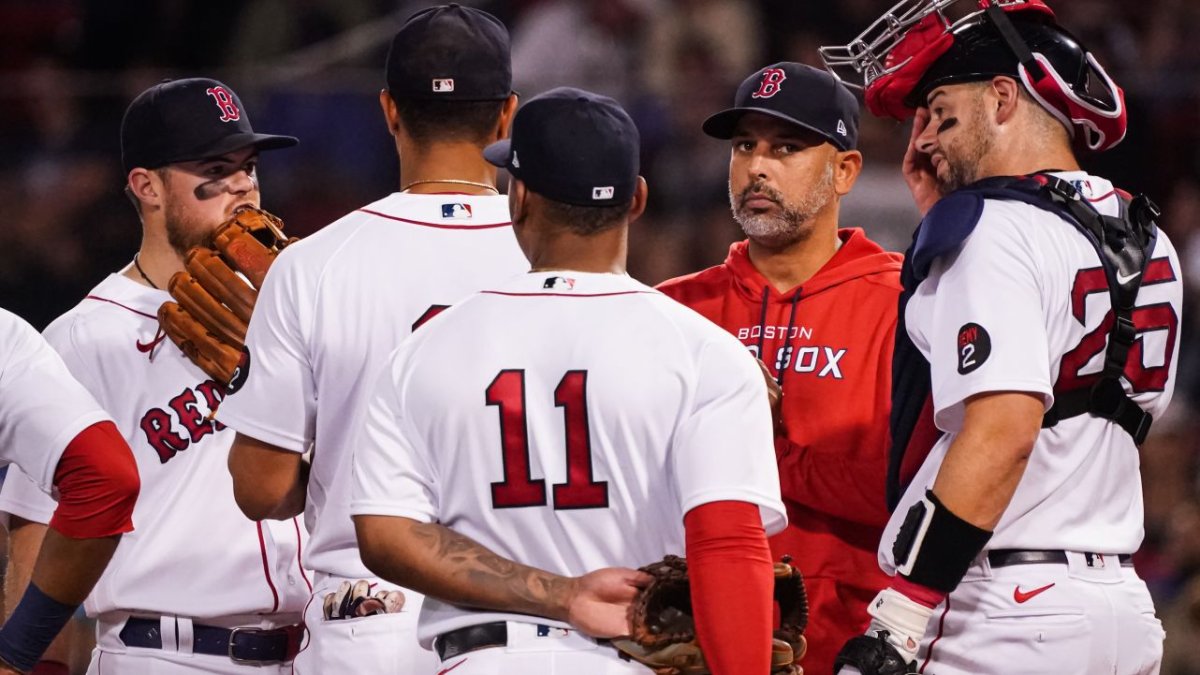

{"left": 702, "top": 62, "right": 860, "bottom": 151}
{"left": 121, "top": 78, "right": 298, "bottom": 173}
{"left": 483, "top": 87, "right": 640, "bottom": 207}
{"left": 386, "top": 3, "right": 512, "bottom": 101}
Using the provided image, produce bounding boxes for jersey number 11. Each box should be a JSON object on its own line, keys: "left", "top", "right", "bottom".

{"left": 487, "top": 369, "right": 609, "bottom": 510}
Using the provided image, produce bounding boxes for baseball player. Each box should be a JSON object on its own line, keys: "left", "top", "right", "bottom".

{"left": 818, "top": 1, "right": 1182, "bottom": 673}
{"left": 349, "top": 86, "right": 788, "bottom": 675}
{"left": 0, "top": 78, "right": 309, "bottom": 673}
{"left": 656, "top": 61, "right": 903, "bottom": 675}
{"left": 215, "top": 6, "right": 527, "bottom": 673}
{"left": 0, "top": 308, "right": 140, "bottom": 675}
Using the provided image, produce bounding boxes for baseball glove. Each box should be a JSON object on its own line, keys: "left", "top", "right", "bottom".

{"left": 612, "top": 554, "right": 809, "bottom": 675}
{"left": 158, "top": 207, "right": 294, "bottom": 388}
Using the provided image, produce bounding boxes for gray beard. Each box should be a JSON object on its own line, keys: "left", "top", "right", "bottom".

{"left": 729, "top": 164, "right": 834, "bottom": 248}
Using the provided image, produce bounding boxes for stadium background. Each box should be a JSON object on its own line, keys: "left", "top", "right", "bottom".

{"left": 0, "top": 0, "right": 1197, "bottom": 671}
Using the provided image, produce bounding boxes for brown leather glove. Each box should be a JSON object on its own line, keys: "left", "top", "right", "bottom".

{"left": 611, "top": 555, "right": 809, "bottom": 675}
{"left": 158, "top": 207, "right": 294, "bottom": 389}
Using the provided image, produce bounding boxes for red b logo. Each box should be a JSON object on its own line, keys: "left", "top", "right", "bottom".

{"left": 206, "top": 86, "right": 241, "bottom": 122}
{"left": 751, "top": 69, "right": 787, "bottom": 99}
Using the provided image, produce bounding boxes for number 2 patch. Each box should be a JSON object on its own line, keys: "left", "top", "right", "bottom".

{"left": 957, "top": 322, "right": 991, "bottom": 374}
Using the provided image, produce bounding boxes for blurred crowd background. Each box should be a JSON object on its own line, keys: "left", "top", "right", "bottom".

{"left": 0, "top": 0, "right": 1197, "bottom": 671}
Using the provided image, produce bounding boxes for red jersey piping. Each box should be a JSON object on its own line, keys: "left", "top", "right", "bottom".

{"left": 256, "top": 522, "right": 281, "bottom": 613}
{"left": 480, "top": 290, "right": 656, "bottom": 298}
{"left": 293, "top": 517, "right": 312, "bottom": 592}
{"left": 84, "top": 295, "right": 157, "bottom": 320}
{"left": 358, "top": 208, "right": 511, "bottom": 230}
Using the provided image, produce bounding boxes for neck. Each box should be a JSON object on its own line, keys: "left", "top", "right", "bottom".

{"left": 746, "top": 212, "right": 841, "bottom": 293}
{"left": 123, "top": 220, "right": 183, "bottom": 290}
{"left": 398, "top": 140, "right": 499, "bottom": 195}
{"left": 525, "top": 221, "right": 628, "bottom": 275}
{"left": 985, "top": 131, "right": 1080, "bottom": 178}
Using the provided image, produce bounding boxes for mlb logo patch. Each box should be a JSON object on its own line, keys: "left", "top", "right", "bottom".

{"left": 543, "top": 276, "right": 576, "bottom": 290}
{"left": 432, "top": 78, "right": 455, "bottom": 93}
{"left": 592, "top": 186, "right": 614, "bottom": 200}
{"left": 441, "top": 203, "right": 473, "bottom": 219}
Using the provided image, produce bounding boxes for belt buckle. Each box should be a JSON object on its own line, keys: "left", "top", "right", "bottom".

{"left": 228, "top": 627, "right": 278, "bottom": 665}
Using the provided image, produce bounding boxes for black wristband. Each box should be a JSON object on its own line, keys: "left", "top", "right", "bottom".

{"left": 892, "top": 490, "right": 992, "bottom": 594}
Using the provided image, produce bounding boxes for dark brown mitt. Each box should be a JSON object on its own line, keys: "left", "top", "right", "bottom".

{"left": 611, "top": 554, "right": 809, "bottom": 675}
{"left": 158, "top": 207, "right": 294, "bottom": 388}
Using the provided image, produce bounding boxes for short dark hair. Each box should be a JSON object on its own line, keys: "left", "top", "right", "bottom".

{"left": 540, "top": 196, "right": 631, "bottom": 236}
{"left": 391, "top": 95, "right": 506, "bottom": 146}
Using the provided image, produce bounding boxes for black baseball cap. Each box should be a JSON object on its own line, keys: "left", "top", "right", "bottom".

{"left": 121, "top": 78, "right": 297, "bottom": 173}
{"left": 386, "top": 3, "right": 512, "bottom": 101}
{"left": 703, "top": 62, "right": 860, "bottom": 151}
{"left": 483, "top": 87, "right": 640, "bottom": 207}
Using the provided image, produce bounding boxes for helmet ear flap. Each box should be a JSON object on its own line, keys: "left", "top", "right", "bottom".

{"left": 1017, "top": 51, "right": 1127, "bottom": 152}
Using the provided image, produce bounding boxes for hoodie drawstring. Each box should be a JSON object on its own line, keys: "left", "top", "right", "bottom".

{"left": 777, "top": 289, "right": 802, "bottom": 388}
{"left": 756, "top": 286, "right": 802, "bottom": 388}
{"left": 755, "top": 286, "right": 770, "bottom": 361}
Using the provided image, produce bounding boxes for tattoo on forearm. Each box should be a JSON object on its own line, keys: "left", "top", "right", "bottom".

{"left": 410, "top": 522, "right": 572, "bottom": 617}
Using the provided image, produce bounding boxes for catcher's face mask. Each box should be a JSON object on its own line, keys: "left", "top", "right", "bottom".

{"left": 819, "top": 0, "right": 1127, "bottom": 152}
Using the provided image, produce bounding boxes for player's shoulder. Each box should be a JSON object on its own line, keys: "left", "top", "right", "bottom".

{"left": 656, "top": 262, "right": 733, "bottom": 302}
{"left": 44, "top": 276, "right": 159, "bottom": 352}
{"left": 0, "top": 308, "right": 43, "bottom": 365}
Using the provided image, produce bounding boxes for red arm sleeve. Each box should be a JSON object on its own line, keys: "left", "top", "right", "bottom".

{"left": 684, "top": 501, "right": 773, "bottom": 675}
{"left": 775, "top": 436, "right": 890, "bottom": 528}
{"left": 49, "top": 421, "right": 140, "bottom": 539}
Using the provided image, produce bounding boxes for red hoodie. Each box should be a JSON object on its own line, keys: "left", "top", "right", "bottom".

{"left": 658, "top": 228, "right": 902, "bottom": 675}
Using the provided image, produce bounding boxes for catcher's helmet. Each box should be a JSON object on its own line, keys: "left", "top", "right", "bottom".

{"left": 820, "top": 0, "right": 1126, "bottom": 152}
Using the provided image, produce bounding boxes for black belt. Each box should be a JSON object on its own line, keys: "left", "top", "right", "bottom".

{"left": 119, "top": 617, "right": 304, "bottom": 664}
{"left": 435, "top": 622, "right": 508, "bottom": 661}
{"left": 988, "top": 549, "right": 1133, "bottom": 568}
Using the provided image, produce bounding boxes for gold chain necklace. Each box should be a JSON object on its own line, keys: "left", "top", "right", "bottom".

{"left": 401, "top": 179, "right": 499, "bottom": 193}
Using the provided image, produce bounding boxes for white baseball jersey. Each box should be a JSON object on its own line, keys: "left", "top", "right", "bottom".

{"left": 350, "top": 271, "right": 788, "bottom": 646}
{"left": 0, "top": 275, "right": 309, "bottom": 621}
{"left": 217, "top": 192, "right": 528, "bottom": 580}
{"left": 881, "top": 171, "right": 1184, "bottom": 571}
{"left": 0, "top": 308, "right": 111, "bottom": 490}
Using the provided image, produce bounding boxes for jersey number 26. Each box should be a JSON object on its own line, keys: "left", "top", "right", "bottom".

{"left": 487, "top": 369, "right": 609, "bottom": 510}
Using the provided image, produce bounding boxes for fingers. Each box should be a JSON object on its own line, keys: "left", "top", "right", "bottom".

{"left": 629, "top": 570, "right": 655, "bottom": 588}
{"left": 323, "top": 580, "right": 405, "bottom": 620}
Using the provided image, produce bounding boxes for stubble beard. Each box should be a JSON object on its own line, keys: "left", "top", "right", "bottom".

{"left": 163, "top": 191, "right": 216, "bottom": 257}
{"left": 730, "top": 163, "right": 835, "bottom": 249}
{"left": 938, "top": 106, "right": 994, "bottom": 194}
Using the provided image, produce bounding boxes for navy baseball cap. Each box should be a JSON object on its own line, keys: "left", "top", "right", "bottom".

{"left": 703, "top": 62, "right": 860, "bottom": 151}
{"left": 121, "top": 78, "right": 297, "bottom": 173}
{"left": 386, "top": 3, "right": 512, "bottom": 101}
{"left": 483, "top": 87, "right": 640, "bottom": 207}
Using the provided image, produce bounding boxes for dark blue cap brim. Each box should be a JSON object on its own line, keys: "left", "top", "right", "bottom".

{"left": 701, "top": 107, "right": 850, "bottom": 150}
{"left": 158, "top": 132, "right": 299, "bottom": 167}
{"left": 483, "top": 139, "right": 512, "bottom": 168}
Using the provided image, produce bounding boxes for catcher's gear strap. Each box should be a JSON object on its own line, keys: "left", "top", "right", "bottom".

{"left": 892, "top": 490, "right": 991, "bottom": 594}
{"left": 49, "top": 421, "right": 139, "bottom": 539}
{"left": 0, "top": 582, "right": 78, "bottom": 673}
{"left": 685, "top": 501, "right": 774, "bottom": 675}
{"left": 888, "top": 173, "right": 1161, "bottom": 509}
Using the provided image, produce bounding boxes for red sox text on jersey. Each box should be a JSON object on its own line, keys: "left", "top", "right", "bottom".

{"left": 139, "top": 380, "right": 226, "bottom": 462}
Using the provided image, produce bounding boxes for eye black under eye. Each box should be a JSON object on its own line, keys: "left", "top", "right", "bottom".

{"left": 937, "top": 118, "right": 958, "bottom": 134}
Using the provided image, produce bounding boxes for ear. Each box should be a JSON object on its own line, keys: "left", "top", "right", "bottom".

{"left": 832, "top": 149, "right": 863, "bottom": 197}
{"left": 508, "top": 177, "right": 527, "bottom": 225}
{"left": 495, "top": 93, "right": 520, "bottom": 142}
{"left": 991, "top": 76, "right": 1022, "bottom": 125}
{"left": 128, "top": 168, "right": 162, "bottom": 211}
{"left": 627, "top": 177, "right": 649, "bottom": 224}
{"left": 379, "top": 89, "right": 401, "bottom": 137}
